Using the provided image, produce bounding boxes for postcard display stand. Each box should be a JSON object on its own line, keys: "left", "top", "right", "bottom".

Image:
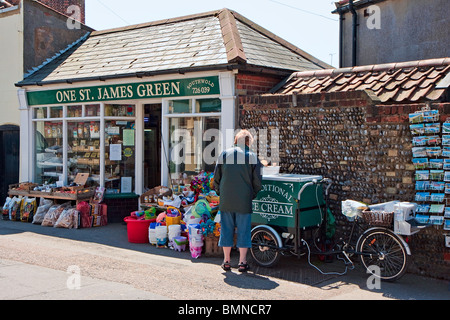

{"left": 410, "top": 108, "right": 450, "bottom": 232}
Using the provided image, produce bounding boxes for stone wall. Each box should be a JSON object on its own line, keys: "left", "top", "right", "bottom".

{"left": 239, "top": 91, "right": 450, "bottom": 280}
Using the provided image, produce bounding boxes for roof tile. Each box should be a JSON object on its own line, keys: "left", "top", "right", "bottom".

{"left": 18, "top": 8, "right": 327, "bottom": 86}
{"left": 275, "top": 58, "right": 450, "bottom": 103}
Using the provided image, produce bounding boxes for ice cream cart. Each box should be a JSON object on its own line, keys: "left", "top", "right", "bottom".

{"left": 250, "top": 175, "right": 414, "bottom": 282}
{"left": 252, "top": 174, "right": 325, "bottom": 229}
{"left": 250, "top": 174, "right": 330, "bottom": 267}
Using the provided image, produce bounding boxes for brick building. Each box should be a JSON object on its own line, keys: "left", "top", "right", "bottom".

{"left": 37, "top": 0, "right": 85, "bottom": 24}
{"left": 15, "top": 8, "right": 329, "bottom": 223}
{"left": 239, "top": 58, "right": 450, "bottom": 279}
{"left": 0, "top": 0, "right": 92, "bottom": 203}
{"left": 333, "top": 0, "right": 450, "bottom": 67}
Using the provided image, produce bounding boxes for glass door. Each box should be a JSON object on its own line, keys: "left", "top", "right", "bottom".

{"left": 144, "top": 104, "right": 161, "bottom": 189}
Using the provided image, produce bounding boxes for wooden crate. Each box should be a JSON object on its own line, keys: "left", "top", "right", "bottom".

{"left": 203, "top": 234, "right": 223, "bottom": 257}
{"left": 30, "top": 190, "right": 53, "bottom": 197}
{"left": 51, "top": 187, "right": 95, "bottom": 200}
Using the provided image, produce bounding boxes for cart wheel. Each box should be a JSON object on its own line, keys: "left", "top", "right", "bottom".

{"left": 356, "top": 228, "right": 409, "bottom": 282}
{"left": 250, "top": 226, "right": 282, "bottom": 268}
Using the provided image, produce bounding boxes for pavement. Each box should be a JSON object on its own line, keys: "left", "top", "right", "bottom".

{"left": 0, "top": 218, "right": 449, "bottom": 301}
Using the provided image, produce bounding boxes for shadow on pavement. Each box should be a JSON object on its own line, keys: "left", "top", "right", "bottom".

{"left": 1, "top": 219, "right": 449, "bottom": 300}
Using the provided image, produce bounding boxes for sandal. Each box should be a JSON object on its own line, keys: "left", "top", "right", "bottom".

{"left": 238, "top": 262, "right": 250, "bottom": 273}
{"left": 221, "top": 261, "right": 231, "bottom": 271}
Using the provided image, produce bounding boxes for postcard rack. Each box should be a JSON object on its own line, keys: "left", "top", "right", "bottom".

{"left": 410, "top": 107, "right": 450, "bottom": 230}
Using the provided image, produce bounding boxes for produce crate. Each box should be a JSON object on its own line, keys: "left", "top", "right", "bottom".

{"left": 8, "top": 182, "right": 39, "bottom": 195}
{"left": 29, "top": 190, "right": 53, "bottom": 197}
{"left": 9, "top": 182, "right": 38, "bottom": 191}
{"left": 52, "top": 187, "right": 96, "bottom": 200}
{"left": 203, "top": 234, "right": 223, "bottom": 257}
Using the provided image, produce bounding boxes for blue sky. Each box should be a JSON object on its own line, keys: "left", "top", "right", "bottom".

{"left": 85, "top": 0, "right": 340, "bottom": 67}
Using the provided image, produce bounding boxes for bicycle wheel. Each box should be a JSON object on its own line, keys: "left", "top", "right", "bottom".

{"left": 250, "top": 227, "right": 281, "bottom": 267}
{"left": 356, "top": 228, "right": 409, "bottom": 282}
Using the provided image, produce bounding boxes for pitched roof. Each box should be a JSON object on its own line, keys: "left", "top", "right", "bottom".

{"left": 17, "top": 8, "right": 329, "bottom": 86}
{"left": 275, "top": 58, "right": 450, "bottom": 103}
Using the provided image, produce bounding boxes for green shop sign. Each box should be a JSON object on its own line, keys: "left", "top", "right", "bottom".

{"left": 26, "top": 76, "right": 220, "bottom": 106}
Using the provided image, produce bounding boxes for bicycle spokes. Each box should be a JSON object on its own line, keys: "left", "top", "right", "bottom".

{"left": 358, "top": 230, "right": 408, "bottom": 281}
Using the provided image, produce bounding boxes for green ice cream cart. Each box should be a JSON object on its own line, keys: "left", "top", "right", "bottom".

{"left": 251, "top": 174, "right": 332, "bottom": 267}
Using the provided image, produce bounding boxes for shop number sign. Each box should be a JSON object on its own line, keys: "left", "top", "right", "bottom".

{"left": 26, "top": 76, "right": 220, "bottom": 106}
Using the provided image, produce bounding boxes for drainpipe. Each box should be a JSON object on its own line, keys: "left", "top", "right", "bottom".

{"left": 349, "top": 0, "right": 358, "bottom": 67}
{"left": 337, "top": 8, "right": 344, "bottom": 68}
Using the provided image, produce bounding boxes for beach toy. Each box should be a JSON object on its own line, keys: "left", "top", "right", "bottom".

{"left": 166, "top": 206, "right": 181, "bottom": 226}
{"left": 173, "top": 236, "right": 188, "bottom": 252}
{"left": 144, "top": 207, "right": 157, "bottom": 220}
{"left": 131, "top": 210, "right": 145, "bottom": 219}
{"left": 188, "top": 223, "right": 203, "bottom": 258}
{"left": 148, "top": 222, "right": 157, "bottom": 245}
{"left": 156, "top": 212, "right": 166, "bottom": 225}
{"left": 191, "top": 199, "right": 211, "bottom": 219}
{"left": 168, "top": 224, "right": 181, "bottom": 247}
{"left": 190, "top": 246, "right": 202, "bottom": 259}
{"left": 124, "top": 216, "right": 152, "bottom": 243}
{"left": 155, "top": 225, "right": 168, "bottom": 247}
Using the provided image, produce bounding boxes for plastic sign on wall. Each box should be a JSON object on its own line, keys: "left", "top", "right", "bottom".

{"left": 26, "top": 76, "right": 220, "bottom": 106}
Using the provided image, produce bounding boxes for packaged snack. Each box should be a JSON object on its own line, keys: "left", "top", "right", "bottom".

{"left": 77, "top": 201, "right": 92, "bottom": 228}
{"left": 10, "top": 197, "right": 23, "bottom": 221}
{"left": 20, "top": 197, "right": 37, "bottom": 222}
{"left": 32, "top": 198, "right": 53, "bottom": 224}
{"left": 54, "top": 208, "right": 79, "bottom": 229}
{"left": 41, "top": 202, "right": 71, "bottom": 227}
{"left": 2, "top": 197, "right": 12, "bottom": 220}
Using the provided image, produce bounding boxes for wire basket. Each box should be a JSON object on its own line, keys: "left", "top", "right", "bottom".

{"left": 361, "top": 210, "right": 394, "bottom": 227}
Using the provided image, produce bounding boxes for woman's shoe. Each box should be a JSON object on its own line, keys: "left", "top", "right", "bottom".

{"left": 238, "top": 262, "right": 249, "bottom": 272}
{"left": 221, "top": 261, "right": 231, "bottom": 271}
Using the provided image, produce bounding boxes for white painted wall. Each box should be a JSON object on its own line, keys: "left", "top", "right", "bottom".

{"left": 0, "top": 5, "right": 23, "bottom": 126}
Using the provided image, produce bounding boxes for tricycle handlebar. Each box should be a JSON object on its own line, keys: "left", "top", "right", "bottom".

{"left": 297, "top": 178, "right": 332, "bottom": 201}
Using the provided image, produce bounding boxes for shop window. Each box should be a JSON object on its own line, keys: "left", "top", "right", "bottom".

{"left": 67, "top": 105, "right": 82, "bottom": 118}
{"left": 33, "top": 107, "right": 47, "bottom": 119}
{"left": 105, "top": 104, "right": 135, "bottom": 117}
{"left": 105, "top": 120, "right": 135, "bottom": 194}
{"left": 67, "top": 121, "right": 101, "bottom": 187}
{"left": 49, "top": 106, "right": 63, "bottom": 118}
{"left": 195, "top": 98, "right": 221, "bottom": 113}
{"left": 168, "top": 117, "right": 220, "bottom": 181}
{"left": 35, "top": 121, "right": 63, "bottom": 184}
{"left": 169, "top": 100, "right": 191, "bottom": 114}
{"left": 86, "top": 104, "right": 101, "bottom": 117}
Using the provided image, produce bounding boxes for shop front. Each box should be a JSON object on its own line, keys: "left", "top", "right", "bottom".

{"left": 12, "top": 8, "right": 328, "bottom": 223}
{"left": 17, "top": 72, "right": 235, "bottom": 203}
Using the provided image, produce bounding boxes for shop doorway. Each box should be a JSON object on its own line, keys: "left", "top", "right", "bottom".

{"left": 144, "top": 104, "right": 161, "bottom": 189}
{"left": 0, "top": 125, "right": 20, "bottom": 203}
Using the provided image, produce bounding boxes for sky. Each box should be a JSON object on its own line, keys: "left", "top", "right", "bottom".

{"left": 84, "top": 0, "right": 340, "bottom": 67}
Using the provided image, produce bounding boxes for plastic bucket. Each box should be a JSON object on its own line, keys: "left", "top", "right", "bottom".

{"left": 155, "top": 225, "right": 168, "bottom": 246}
{"left": 148, "top": 222, "right": 157, "bottom": 244}
{"left": 124, "top": 216, "right": 152, "bottom": 243}
{"left": 166, "top": 215, "right": 181, "bottom": 226}
{"left": 168, "top": 224, "right": 181, "bottom": 240}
